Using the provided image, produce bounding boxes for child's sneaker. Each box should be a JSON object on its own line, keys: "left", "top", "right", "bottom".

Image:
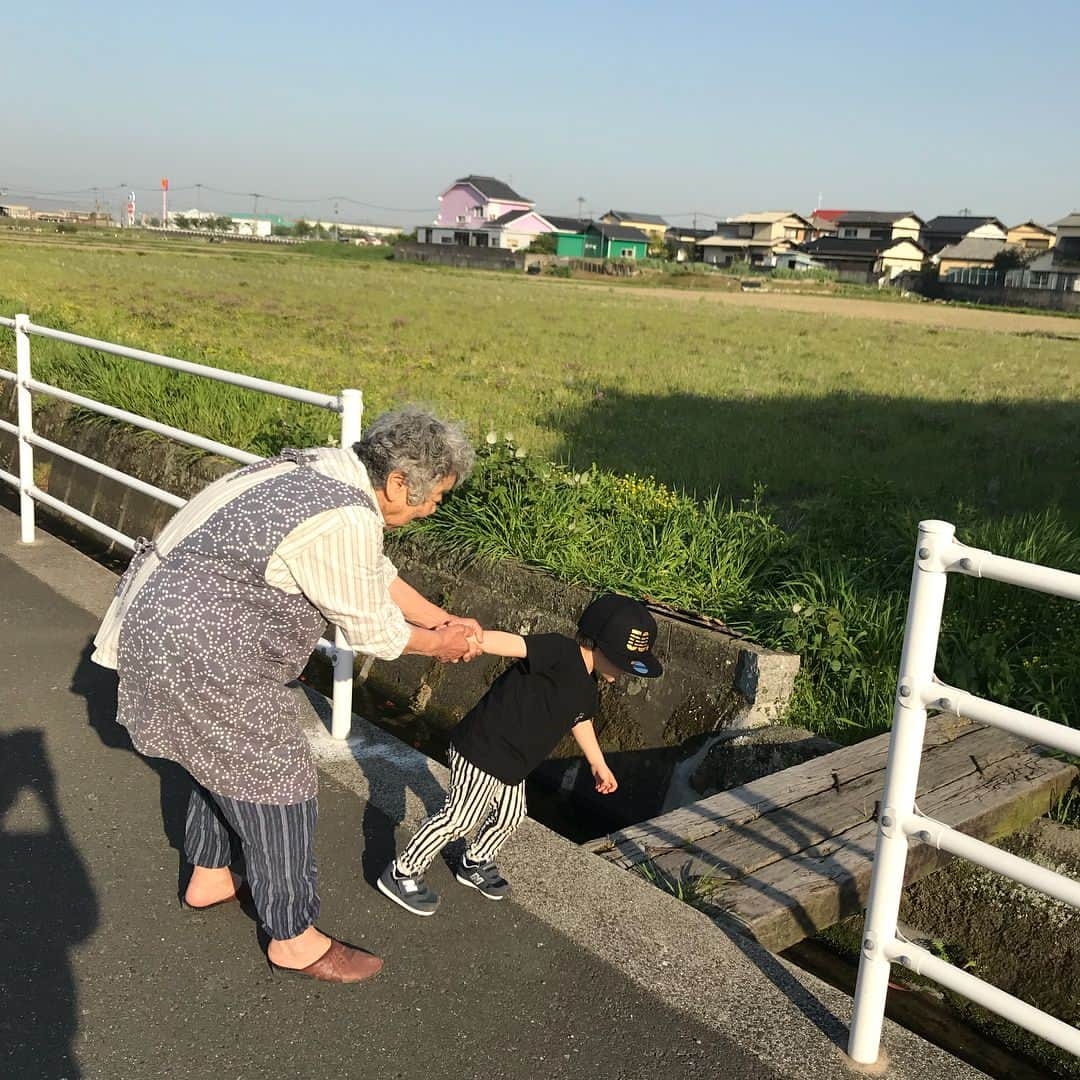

{"left": 377, "top": 861, "right": 440, "bottom": 916}
{"left": 455, "top": 857, "right": 510, "bottom": 900}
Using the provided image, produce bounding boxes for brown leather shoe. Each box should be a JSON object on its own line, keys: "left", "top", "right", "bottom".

{"left": 271, "top": 939, "right": 383, "bottom": 984}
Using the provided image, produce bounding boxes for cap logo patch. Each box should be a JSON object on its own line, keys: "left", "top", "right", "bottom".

{"left": 626, "top": 628, "right": 651, "bottom": 652}
{"left": 630, "top": 660, "right": 650, "bottom": 675}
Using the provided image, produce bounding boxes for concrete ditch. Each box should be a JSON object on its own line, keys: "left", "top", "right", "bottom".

{"left": 0, "top": 399, "right": 800, "bottom": 827}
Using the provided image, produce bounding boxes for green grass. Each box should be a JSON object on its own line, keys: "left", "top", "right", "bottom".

{"left": 1, "top": 233, "right": 1079, "bottom": 741}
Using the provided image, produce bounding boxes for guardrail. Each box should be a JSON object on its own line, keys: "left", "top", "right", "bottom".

{"left": 849, "top": 519, "right": 1080, "bottom": 1065}
{"left": 0, "top": 312, "right": 362, "bottom": 739}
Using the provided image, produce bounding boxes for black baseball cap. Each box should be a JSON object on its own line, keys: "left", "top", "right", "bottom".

{"left": 578, "top": 594, "right": 663, "bottom": 678}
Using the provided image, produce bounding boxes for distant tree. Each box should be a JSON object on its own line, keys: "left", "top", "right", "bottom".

{"left": 174, "top": 214, "right": 191, "bottom": 230}
{"left": 271, "top": 223, "right": 292, "bottom": 237}
{"left": 315, "top": 222, "right": 330, "bottom": 239}
{"left": 993, "top": 246, "right": 1036, "bottom": 272}
{"left": 147, "top": 216, "right": 161, "bottom": 227}
{"left": 212, "top": 216, "right": 236, "bottom": 233}
{"left": 293, "top": 218, "right": 314, "bottom": 238}
{"left": 528, "top": 232, "right": 558, "bottom": 254}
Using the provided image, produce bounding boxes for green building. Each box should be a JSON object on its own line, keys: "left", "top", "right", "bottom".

{"left": 552, "top": 219, "right": 650, "bottom": 260}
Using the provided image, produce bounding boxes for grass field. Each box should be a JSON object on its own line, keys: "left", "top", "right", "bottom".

{"left": 2, "top": 231, "right": 1079, "bottom": 741}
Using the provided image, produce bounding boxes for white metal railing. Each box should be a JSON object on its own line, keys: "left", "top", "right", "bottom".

{"left": 849, "top": 519, "right": 1080, "bottom": 1065}
{"left": 0, "top": 312, "right": 362, "bottom": 739}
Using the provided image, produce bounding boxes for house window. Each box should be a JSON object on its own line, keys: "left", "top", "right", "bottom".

{"left": 456, "top": 215, "right": 467, "bottom": 224}
{"left": 843, "top": 228, "right": 858, "bottom": 238}
{"left": 472, "top": 207, "right": 482, "bottom": 218}
{"left": 454, "top": 231, "right": 470, "bottom": 245}
{"left": 440, "top": 236, "right": 454, "bottom": 244}
{"left": 475, "top": 232, "right": 489, "bottom": 247}
{"left": 738, "top": 225, "right": 752, "bottom": 238}
{"left": 620, "top": 247, "right": 636, "bottom": 258}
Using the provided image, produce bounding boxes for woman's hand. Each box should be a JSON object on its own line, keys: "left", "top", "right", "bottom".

{"left": 431, "top": 623, "right": 470, "bottom": 663}
{"left": 441, "top": 617, "right": 484, "bottom": 661}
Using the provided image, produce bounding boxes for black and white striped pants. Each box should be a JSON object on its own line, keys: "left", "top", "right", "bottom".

{"left": 184, "top": 782, "right": 319, "bottom": 940}
{"left": 396, "top": 746, "right": 527, "bottom": 876}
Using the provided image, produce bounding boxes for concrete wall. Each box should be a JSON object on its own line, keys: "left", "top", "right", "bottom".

{"left": 0, "top": 396, "right": 799, "bottom": 826}
{"left": 937, "top": 281, "right": 1080, "bottom": 312}
{"left": 395, "top": 241, "right": 523, "bottom": 271}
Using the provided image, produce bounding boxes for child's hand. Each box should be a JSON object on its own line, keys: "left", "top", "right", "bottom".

{"left": 592, "top": 764, "right": 618, "bottom": 795}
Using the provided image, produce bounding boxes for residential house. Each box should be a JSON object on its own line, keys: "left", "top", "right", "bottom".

{"left": 921, "top": 215, "right": 1007, "bottom": 254}
{"left": 665, "top": 225, "right": 714, "bottom": 262}
{"left": 1006, "top": 221, "right": 1056, "bottom": 251}
{"left": 774, "top": 250, "right": 825, "bottom": 272}
{"left": 833, "top": 211, "right": 924, "bottom": 243}
{"left": 600, "top": 211, "right": 670, "bottom": 246}
{"left": 1012, "top": 213, "right": 1080, "bottom": 292}
{"left": 546, "top": 216, "right": 590, "bottom": 257}
{"left": 547, "top": 219, "right": 649, "bottom": 259}
{"left": 936, "top": 237, "right": 1007, "bottom": 278}
{"left": 799, "top": 236, "right": 927, "bottom": 281}
{"left": 0, "top": 204, "right": 33, "bottom": 219}
{"left": 697, "top": 211, "right": 810, "bottom": 267}
{"left": 417, "top": 175, "right": 556, "bottom": 251}
{"left": 808, "top": 209, "right": 846, "bottom": 239}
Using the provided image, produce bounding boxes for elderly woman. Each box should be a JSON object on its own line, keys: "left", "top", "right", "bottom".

{"left": 91, "top": 406, "right": 480, "bottom": 983}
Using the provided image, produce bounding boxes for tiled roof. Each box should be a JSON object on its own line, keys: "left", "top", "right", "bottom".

{"left": 606, "top": 210, "right": 669, "bottom": 226}
{"left": 835, "top": 210, "right": 920, "bottom": 225}
{"left": 455, "top": 175, "right": 529, "bottom": 202}
{"left": 923, "top": 215, "right": 1003, "bottom": 234}
{"left": 544, "top": 215, "right": 588, "bottom": 233}
{"left": 592, "top": 222, "right": 650, "bottom": 242}
{"left": 935, "top": 237, "right": 1007, "bottom": 261}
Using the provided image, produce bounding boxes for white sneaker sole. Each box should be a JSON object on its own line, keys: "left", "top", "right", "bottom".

{"left": 455, "top": 871, "right": 508, "bottom": 900}
{"left": 376, "top": 874, "right": 438, "bottom": 916}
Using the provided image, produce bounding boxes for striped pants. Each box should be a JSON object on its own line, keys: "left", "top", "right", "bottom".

{"left": 396, "top": 746, "right": 527, "bottom": 876}
{"left": 184, "top": 783, "right": 319, "bottom": 940}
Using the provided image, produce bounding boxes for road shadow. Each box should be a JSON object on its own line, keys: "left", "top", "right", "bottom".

{"left": 0, "top": 730, "right": 98, "bottom": 1079}
{"left": 542, "top": 389, "right": 1080, "bottom": 521}
{"left": 297, "top": 687, "right": 451, "bottom": 885}
{"left": 69, "top": 643, "right": 195, "bottom": 888}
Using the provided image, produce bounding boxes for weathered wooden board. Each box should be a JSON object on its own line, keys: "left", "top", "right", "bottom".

{"left": 587, "top": 718, "right": 1077, "bottom": 953}
{"left": 714, "top": 750, "right": 1075, "bottom": 952}
{"left": 588, "top": 714, "right": 977, "bottom": 868}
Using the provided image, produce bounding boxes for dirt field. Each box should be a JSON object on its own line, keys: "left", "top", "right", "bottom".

{"left": 564, "top": 280, "right": 1080, "bottom": 338}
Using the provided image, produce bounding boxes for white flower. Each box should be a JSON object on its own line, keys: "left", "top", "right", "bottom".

{"left": 504, "top": 432, "right": 514, "bottom": 442}
{"left": 514, "top": 448, "right": 527, "bottom": 459}
{"left": 791, "top": 603, "right": 803, "bottom": 614}
{"left": 485, "top": 431, "right": 497, "bottom": 445}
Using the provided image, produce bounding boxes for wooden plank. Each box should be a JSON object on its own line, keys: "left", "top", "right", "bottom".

{"left": 697, "top": 752, "right": 1076, "bottom": 953}
{"left": 648, "top": 725, "right": 1031, "bottom": 883}
{"left": 590, "top": 714, "right": 977, "bottom": 867}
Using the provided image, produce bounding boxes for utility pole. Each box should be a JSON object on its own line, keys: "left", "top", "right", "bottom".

{"left": 577, "top": 196, "right": 586, "bottom": 224}
{"left": 196, "top": 183, "right": 202, "bottom": 214}
{"left": 334, "top": 200, "right": 339, "bottom": 242}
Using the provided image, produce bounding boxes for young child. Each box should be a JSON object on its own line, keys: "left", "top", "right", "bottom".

{"left": 377, "top": 593, "right": 663, "bottom": 915}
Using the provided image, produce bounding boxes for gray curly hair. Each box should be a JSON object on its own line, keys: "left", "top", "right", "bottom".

{"left": 353, "top": 405, "right": 475, "bottom": 505}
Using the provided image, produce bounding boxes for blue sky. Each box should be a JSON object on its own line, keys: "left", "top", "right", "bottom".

{"left": 4, "top": 1, "right": 1078, "bottom": 227}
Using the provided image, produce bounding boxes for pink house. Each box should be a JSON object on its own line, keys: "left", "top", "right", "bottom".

{"left": 436, "top": 175, "right": 532, "bottom": 226}
{"left": 419, "top": 174, "right": 557, "bottom": 251}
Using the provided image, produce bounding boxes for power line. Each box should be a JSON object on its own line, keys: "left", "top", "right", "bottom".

{"left": 1, "top": 181, "right": 435, "bottom": 216}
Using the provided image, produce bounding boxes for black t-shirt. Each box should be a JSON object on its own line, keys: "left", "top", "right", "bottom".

{"left": 450, "top": 633, "right": 599, "bottom": 784}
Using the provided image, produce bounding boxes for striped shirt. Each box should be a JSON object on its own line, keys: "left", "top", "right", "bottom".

{"left": 92, "top": 447, "right": 411, "bottom": 669}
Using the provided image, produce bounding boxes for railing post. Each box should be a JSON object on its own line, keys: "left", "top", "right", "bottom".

{"left": 331, "top": 388, "right": 364, "bottom": 740}
{"left": 14, "top": 314, "right": 35, "bottom": 543}
{"left": 848, "top": 519, "right": 955, "bottom": 1065}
